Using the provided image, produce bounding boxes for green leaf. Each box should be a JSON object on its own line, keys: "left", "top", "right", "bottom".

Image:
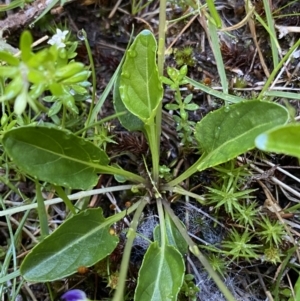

{"left": 0, "top": 51, "right": 19, "bottom": 66}
{"left": 195, "top": 100, "right": 289, "bottom": 171}
{"left": 49, "top": 82, "right": 64, "bottom": 96}
{"left": 154, "top": 214, "right": 188, "bottom": 256}
{"left": 206, "top": 0, "right": 222, "bottom": 28}
{"left": 183, "top": 94, "right": 193, "bottom": 104}
{"left": 14, "top": 88, "right": 28, "bottom": 115}
{"left": 67, "top": 42, "right": 78, "bottom": 59}
{"left": 119, "top": 30, "right": 163, "bottom": 124}
{"left": 61, "top": 70, "right": 91, "bottom": 84}
{"left": 29, "top": 83, "right": 47, "bottom": 100}
{"left": 1, "top": 76, "right": 23, "bottom": 101}
{"left": 255, "top": 124, "right": 300, "bottom": 158}
{"left": 20, "top": 31, "right": 33, "bottom": 62}
{"left": 185, "top": 103, "right": 199, "bottom": 111}
{"left": 165, "top": 103, "right": 179, "bottom": 110}
{"left": 161, "top": 76, "right": 174, "bottom": 86}
{"left": 27, "top": 49, "right": 52, "bottom": 68}
{"left": 2, "top": 126, "right": 109, "bottom": 189}
{"left": 48, "top": 101, "right": 62, "bottom": 116}
{"left": 113, "top": 69, "right": 144, "bottom": 131}
{"left": 55, "top": 62, "right": 85, "bottom": 80}
{"left": 65, "top": 98, "right": 78, "bottom": 114}
{"left": 28, "top": 69, "right": 46, "bottom": 84}
{"left": 70, "top": 84, "right": 88, "bottom": 95}
{"left": 20, "top": 208, "right": 118, "bottom": 281}
{"left": 134, "top": 242, "right": 184, "bottom": 301}
{"left": 0, "top": 66, "right": 18, "bottom": 78}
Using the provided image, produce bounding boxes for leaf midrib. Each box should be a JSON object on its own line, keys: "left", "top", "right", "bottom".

{"left": 10, "top": 137, "right": 102, "bottom": 169}
{"left": 23, "top": 213, "right": 115, "bottom": 279}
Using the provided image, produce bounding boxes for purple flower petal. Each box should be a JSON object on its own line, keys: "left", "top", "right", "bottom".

{"left": 61, "top": 289, "right": 87, "bottom": 301}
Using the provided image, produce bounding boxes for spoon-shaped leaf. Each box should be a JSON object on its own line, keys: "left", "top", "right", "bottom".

{"left": 134, "top": 242, "right": 184, "bottom": 301}
{"left": 255, "top": 124, "right": 300, "bottom": 158}
{"left": 20, "top": 208, "right": 118, "bottom": 281}
{"left": 2, "top": 126, "right": 109, "bottom": 190}
{"left": 119, "top": 30, "right": 163, "bottom": 124}
{"left": 195, "top": 100, "right": 289, "bottom": 171}
{"left": 153, "top": 214, "right": 188, "bottom": 256}
{"left": 113, "top": 70, "right": 144, "bottom": 131}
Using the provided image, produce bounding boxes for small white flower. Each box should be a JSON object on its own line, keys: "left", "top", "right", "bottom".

{"left": 48, "top": 28, "right": 69, "bottom": 49}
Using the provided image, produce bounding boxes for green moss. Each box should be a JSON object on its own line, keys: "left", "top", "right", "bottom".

{"left": 175, "top": 46, "right": 195, "bottom": 67}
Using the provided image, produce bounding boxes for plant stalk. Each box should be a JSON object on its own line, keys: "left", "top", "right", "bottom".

{"left": 36, "top": 181, "right": 50, "bottom": 236}
{"left": 54, "top": 185, "right": 77, "bottom": 215}
{"left": 145, "top": 123, "right": 160, "bottom": 183}
{"left": 81, "top": 29, "right": 97, "bottom": 131}
{"left": 157, "top": 198, "right": 166, "bottom": 247}
{"left": 153, "top": 0, "right": 167, "bottom": 183}
{"left": 96, "top": 164, "right": 147, "bottom": 184}
{"left": 112, "top": 199, "right": 147, "bottom": 301}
